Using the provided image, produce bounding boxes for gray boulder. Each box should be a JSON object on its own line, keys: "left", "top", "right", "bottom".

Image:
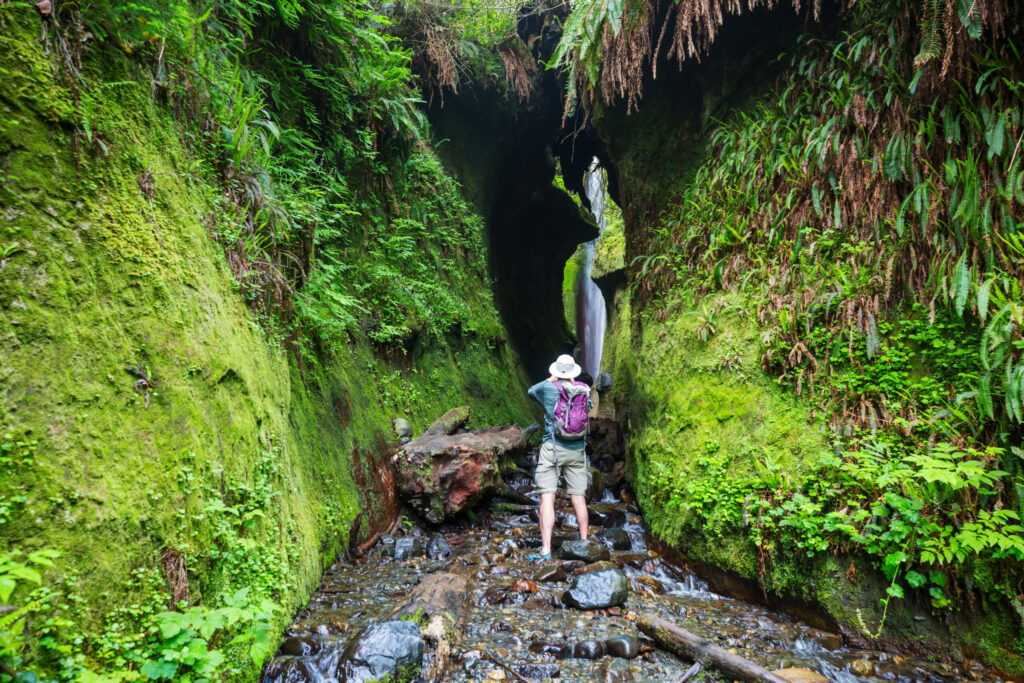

{"left": 390, "top": 537, "right": 425, "bottom": 560}
{"left": 393, "top": 418, "right": 413, "bottom": 439}
{"left": 562, "top": 568, "right": 629, "bottom": 609}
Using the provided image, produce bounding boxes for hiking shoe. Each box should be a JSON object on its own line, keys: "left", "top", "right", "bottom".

{"left": 525, "top": 552, "right": 552, "bottom": 563}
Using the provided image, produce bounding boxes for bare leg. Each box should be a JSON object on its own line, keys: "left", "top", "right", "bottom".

{"left": 539, "top": 493, "right": 556, "bottom": 556}
{"left": 570, "top": 494, "right": 589, "bottom": 541}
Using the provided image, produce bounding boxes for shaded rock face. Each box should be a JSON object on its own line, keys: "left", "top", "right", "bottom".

{"left": 394, "top": 424, "right": 523, "bottom": 523}
{"left": 338, "top": 620, "right": 424, "bottom": 682}
{"left": 425, "top": 31, "right": 602, "bottom": 378}
{"left": 562, "top": 568, "right": 629, "bottom": 609}
{"left": 587, "top": 418, "right": 624, "bottom": 462}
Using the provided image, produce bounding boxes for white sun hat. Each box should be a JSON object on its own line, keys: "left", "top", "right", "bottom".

{"left": 549, "top": 354, "right": 582, "bottom": 379}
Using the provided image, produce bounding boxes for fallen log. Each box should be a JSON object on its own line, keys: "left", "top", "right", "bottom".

{"left": 422, "top": 406, "right": 471, "bottom": 436}
{"left": 638, "top": 613, "right": 787, "bottom": 683}
{"left": 389, "top": 572, "right": 472, "bottom": 682}
{"left": 393, "top": 424, "right": 524, "bottom": 523}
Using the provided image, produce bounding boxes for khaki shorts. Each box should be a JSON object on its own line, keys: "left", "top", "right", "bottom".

{"left": 535, "top": 441, "right": 588, "bottom": 496}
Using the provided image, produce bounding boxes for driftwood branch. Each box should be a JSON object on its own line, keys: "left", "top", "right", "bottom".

{"left": 638, "top": 614, "right": 786, "bottom": 683}
{"left": 676, "top": 661, "right": 702, "bottom": 683}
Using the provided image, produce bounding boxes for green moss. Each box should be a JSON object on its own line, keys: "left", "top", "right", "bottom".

{"left": 592, "top": 212, "right": 625, "bottom": 280}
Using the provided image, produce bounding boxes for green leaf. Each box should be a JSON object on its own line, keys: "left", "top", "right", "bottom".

{"left": 887, "top": 583, "right": 904, "bottom": 599}
{"left": 0, "top": 576, "right": 16, "bottom": 603}
{"left": 140, "top": 659, "right": 179, "bottom": 680}
{"left": 905, "top": 570, "right": 927, "bottom": 588}
{"left": 953, "top": 253, "right": 970, "bottom": 316}
{"left": 977, "top": 277, "right": 993, "bottom": 322}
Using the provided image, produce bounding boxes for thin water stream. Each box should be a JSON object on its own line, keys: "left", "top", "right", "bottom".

{"left": 262, "top": 449, "right": 974, "bottom": 683}
{"left": 575, "top": 158, "right": 608, "bottom": 381}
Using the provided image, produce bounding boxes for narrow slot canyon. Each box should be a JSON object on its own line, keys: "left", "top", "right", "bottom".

{"left": 2, "top": 0, "right": 1022, "bottom": 682}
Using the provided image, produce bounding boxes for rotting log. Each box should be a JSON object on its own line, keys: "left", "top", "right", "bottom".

{"left": 393, "top": 424, "right": 524, "bottom": 523}
{"left": 389, "top": 572, "right": 472, "bottom": 682}
{"left": 638, "top": 614, "right": 787, "bottom": 683}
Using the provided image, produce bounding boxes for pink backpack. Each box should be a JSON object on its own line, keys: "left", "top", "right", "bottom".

{"left": 553, "top": 381, "right": 590, "bottom": 441}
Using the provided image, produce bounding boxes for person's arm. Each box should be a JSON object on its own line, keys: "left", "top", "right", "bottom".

{"left": 527, "top": 380, "right": 547, "bottom": 402}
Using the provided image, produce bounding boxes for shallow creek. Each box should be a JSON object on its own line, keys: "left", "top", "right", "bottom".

{"left": 263, "top": 467, "right": 974, "bottom": 683}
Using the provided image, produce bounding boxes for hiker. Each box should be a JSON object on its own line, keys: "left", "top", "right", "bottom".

{"left": 526, "top": 354, "right": 592, "bottom": 562}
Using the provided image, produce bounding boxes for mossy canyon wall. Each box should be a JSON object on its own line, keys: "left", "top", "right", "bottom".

{"left": 0, "top": 5, "right": 533, "bottom": 678}
{"left": 589, "top": 1, "right": 1024, "bottom": 674}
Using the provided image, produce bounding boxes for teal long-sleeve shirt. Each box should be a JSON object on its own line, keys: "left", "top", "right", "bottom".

{"left": 527, "top": 380, "right": 588, "bottom": 451}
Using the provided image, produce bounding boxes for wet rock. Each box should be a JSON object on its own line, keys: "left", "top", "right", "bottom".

{"left": 589, "top": 505, "right": 627, "bottom": 528}
{"left": 604, "top": 634, "right": 640, "bottom": 659}
{"left": 521, "top": 595, "right": 553, "bottom": 610}
{"left": 572, "top": 639, "right": 607, "bottom": 659}
{"left": 594, "top": 455, "right": 617, "bottom": 473}
{"left": 582, "top": 560, "right": 619, "bottom": 574}
{"left": 558, "top": 539, "right": 611, "bottom": 563}
{"left": 817, "top": 632, "right": 842, "bottom": 651}
{"left": 393, "top": 418, "right": 412, "bottom": 439}
{"left": 595, "top": 527, "right": 631, "bottom": 550}
{"left": 460, "top": 650, "right": 482, "bottom": 672}
{"left": 263, "top": 657, "right": 318, "bottom": 682}
{"left": 422, "top": 405, "right": 471, "bottom": 436}
{"left": 587, "top": 418, "right": 624, "bottom": 461}
{"left": 560, "top": 560, "right": 586, "bottom": 574}
{"left": 772, "top": 668, "right": 830, "bottom": 683}
{"left": 629, "top": 575, "right": 665, "bottom": 594}
{"left": 337, "top": 620, "right": 423, "bottom": 683}
{"left": 499, "top": 538, "right": 519, "bottom": 555}
{"left": 849, "top": 659, "right": 875, "bottom": 677}
{"left": 427, "top": 535, "right": 451, "bottom": 558}
{"left": 511, "top": 579, "right": 538, "bottom": 593}
{"left": 489, "top": 564, "right": 510, "bottom": 575}
{"left": 595, "top": 372, "right": 613, "bottom": 391}
{"left": 513, "top": 663, "right": 561, "bottom": 680}
{"left": 533, "top": 564, "right": 566, "bottom": 582}
{"left": 529, "top": 640, "right": 563, "bottom": 655}
{"left": 393, "top": 424, "right": 523, "bottom": 523}
{"left": 482, "top": 585, "right": 510, "bottom": 605}
{"left": 488, "top": 620, "right": 514, "bottom": 633}
{"left": 613, "top": 553, "right": 649, "bottom": 569}
{"left": 562, "top": 568, "right": 629, "bottom": 609}
{"left": 390, "top": 537, "right": 425, "bottom": 560}
{"left": 600, "top": 658, "right": 635, "bottom": 683}
{"left": 278, "top": 636, "right": 320, "bottom": 657}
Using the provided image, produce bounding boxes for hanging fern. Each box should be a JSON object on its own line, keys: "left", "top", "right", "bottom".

{"left": 914, "top": 0, "right": 944, "bottom": 66}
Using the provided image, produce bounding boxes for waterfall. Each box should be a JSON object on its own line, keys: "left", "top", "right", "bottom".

{"left": 575, "top": 158, "right": 608, "bottom": 381}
